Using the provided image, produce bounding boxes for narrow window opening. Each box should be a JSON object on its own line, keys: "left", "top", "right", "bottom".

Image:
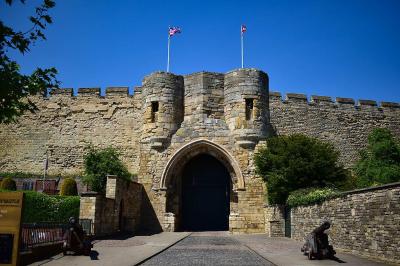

{"left": 245, "top": 98, "right": 254, "bottom": 120}
{"left": 151, "top": 101, "right": 159, "bottom": 122}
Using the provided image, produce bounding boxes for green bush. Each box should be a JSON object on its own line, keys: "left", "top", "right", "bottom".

{"left": 1, "top": 177, "right": 17, "bottom": 190}
{"left": 23, "top": 191, "right": 80, "bottom": 223}
{"left": 60, "top": 178, "right": 78, "bottom": 196}
{"left": 254, "top": 134, "right": 348, "bottom": 204}
{"left": 355, "top": 128, "right": 400, "bottom": 188}
{"left": 83, "top": 146, "right": 132, "bottom": 193}
{"left": 286, "top": 187, "right": 340, "bottom": 207}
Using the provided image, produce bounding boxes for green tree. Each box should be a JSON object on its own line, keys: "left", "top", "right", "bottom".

{"left": 83, "top": 146, "right": 132, "bottom": 193}
{"left": 254, "top": 134, "right": 348, "bottom": 204}
{"left": 0, "top": 0, "right": 59, "bottom": 124}
{"left": 355, "top": 128, "right": 400, "bottom": 188}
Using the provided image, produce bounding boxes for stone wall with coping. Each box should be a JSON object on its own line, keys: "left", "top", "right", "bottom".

{"left": 79, "top": 175, "right": 144, "bottom": 236}
{"left": 290, "top": 183, "right": 400, "bottom": 264}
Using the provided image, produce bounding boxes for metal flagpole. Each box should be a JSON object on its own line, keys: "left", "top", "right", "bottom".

{"left": 43, "top": 151, "right": 48, "bottom": 192}
{"left": 241, "top": 26, "right": 244, "bottom": 68}
{"left": 167, "top": 35, "right": 171, "bottom": 72}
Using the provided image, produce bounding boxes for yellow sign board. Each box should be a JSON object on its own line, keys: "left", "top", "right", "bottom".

{"left": 0, "top": 192, "right": 23, "bottom": 266}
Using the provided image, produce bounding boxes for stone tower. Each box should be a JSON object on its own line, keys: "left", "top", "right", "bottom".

{"left": 224, "top": 68, "right": 270, "bottom": 148}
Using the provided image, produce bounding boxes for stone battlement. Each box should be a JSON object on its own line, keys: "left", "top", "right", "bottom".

{"left": 269, "top": 91, "right": 399, "bottom": 109}
{"left": 46, "top": 87, "right": 399, "bottom": 112}
{"left": 43, "top": 68, "right": 398, "bottom": 113}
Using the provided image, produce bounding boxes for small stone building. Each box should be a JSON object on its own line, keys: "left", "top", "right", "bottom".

{"left": 0, "top": 68, "right": 399, "bottom": 233}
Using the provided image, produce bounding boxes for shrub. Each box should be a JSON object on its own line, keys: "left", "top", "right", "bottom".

{"left": 286, "top": 187, "right": 340, "bottom": 207}
{"left": 1, "top": 177, "right": 17, "bottom": 190}
{"left": 60, "top": 177, "right": 78, "bottom": 196}
{"left": 83, "top": 146, "right": 132, "bottom": 193}
{"left": 355, "top": 128, "right": 400, "bottom": 188}
{"left": 254, "top": 134, "right": 348, "bottom": 204}
{"left": 23, "top": 191, "right": 80, "bottom": 223}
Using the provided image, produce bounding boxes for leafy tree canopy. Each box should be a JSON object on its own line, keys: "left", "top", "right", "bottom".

{"left": 83, "top": 146, "right": 132, "bottom": 193}
{"left": 0, "top": 0, "right": 59, "bottom": 123}
{"left": 254, "top": 134, "right": 348, "bottom": 204}
{"left": 355, "top": 128, "right": 400, "bottom": 187}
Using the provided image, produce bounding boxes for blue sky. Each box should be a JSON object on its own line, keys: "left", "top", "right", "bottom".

{"left": 2, "top": 0, "right": 400, "bottom": 102}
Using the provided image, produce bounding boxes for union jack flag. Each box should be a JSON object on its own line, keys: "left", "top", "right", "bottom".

{"left": 241, "top": 24, "right": 247, "bottom": 34}
{"left": 169, "top": 26, "right": 181, "bottom": 37}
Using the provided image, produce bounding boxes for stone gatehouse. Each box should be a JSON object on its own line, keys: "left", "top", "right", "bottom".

{"left": 0, "top": 68, "right": 399, "bottom": 233}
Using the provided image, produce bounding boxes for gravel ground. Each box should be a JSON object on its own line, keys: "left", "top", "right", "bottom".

{"left": 141, "top": 232, "right": 273, "bottom": 266}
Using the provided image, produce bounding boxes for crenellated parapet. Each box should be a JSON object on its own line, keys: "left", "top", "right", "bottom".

{"left": 269, "top": 91, "right": 400, "bottom": 110}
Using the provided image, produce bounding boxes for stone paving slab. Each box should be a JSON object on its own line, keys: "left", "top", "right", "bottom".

{"left": 233, "top": 234, "right": 393, "bottom": 266}
{"left": 29, "top": 232, "right": 190, "bottom": 266}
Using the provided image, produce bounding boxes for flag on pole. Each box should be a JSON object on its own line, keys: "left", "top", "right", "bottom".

{"left": 167, "top": 26, "right": 182, "bottom": 72}
{"left": 169, "top": 26, "right": 181, "bottom": 37}
{"left": 241, "top": 24, "right": 247, "bottom": 35}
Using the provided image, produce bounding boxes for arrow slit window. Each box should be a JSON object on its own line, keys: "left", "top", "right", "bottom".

{"left": 245, "top": 98, "right": 253, "bottom": 120}
{"left": 151, "top": 101, "right": 159, "bottom": 123}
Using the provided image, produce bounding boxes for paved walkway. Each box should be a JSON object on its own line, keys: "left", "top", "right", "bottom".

{"left": 30, "top": 232, "right": 392, "bottom": 266}
{"left": 30, "top": 232, "right": 190, "bottom": 266}
{"left": 141, "top": 232, "right": 272, "bottom": 266}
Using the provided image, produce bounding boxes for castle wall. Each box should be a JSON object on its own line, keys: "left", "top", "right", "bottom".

{"left": 269, "top": 93, "right": 400, "bottom": 167}
{"left": 0, "top": 87, "right": 143, "bottom": 175}
{"left": 0, "top": 68, "right": 399, "bottom": 234}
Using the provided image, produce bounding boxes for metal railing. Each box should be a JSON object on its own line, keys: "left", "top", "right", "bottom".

{"left": 20, "top": 223, "right": 67, "bottom": 252}
{"left": 79, "top": 219, "right": 93, "bottom": 236}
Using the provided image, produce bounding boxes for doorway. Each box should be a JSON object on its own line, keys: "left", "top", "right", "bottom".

{"left": 181, "top": 154, "right": 230, "bottom": 231}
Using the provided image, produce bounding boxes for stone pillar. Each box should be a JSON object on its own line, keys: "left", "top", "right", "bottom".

{"left": 264, "top": 205, "right": 285, "bottom": 237}
{"left": 79, "top": 192, "right": 104, "bottom": 235}
{"left": 106, "top": 175, "right": 118, "bottom": 199}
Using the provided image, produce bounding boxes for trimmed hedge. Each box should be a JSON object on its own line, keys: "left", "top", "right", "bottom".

{"left": 60, "top": 178, "right": 78, "bottom": 196}
{"left": 1, "top": 177, "right": 16, "bottom": 190}
{"left": 22, "top": 191, "right": 80, "bottom": 223}
{"left": 286, "top": 187, "right": 340, "bottom": 208}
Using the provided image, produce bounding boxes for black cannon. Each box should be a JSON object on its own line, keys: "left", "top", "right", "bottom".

{"left": 62, "top": 217, "right": 92, "bottom": 256}
{"left": 301, "top": 221, "right": 336, "bottom": 260}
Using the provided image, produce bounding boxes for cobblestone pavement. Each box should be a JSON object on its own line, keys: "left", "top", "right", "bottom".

{"left": 141, "top": 232, "right": 273, "bottom": 266}
{"left": 141, "top": 232, "right": 391, "bottom": 266}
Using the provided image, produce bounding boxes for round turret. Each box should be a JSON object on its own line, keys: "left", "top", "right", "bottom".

{"left": 224, "top": 68, "right": 269, "bottom": 147}
{"left": 141, "top": 72, "right": 184, "bottom": 148}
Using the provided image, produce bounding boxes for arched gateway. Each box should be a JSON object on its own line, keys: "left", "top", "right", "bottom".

{"left": 160, "top": 139, "right": 245, "bottom": 231}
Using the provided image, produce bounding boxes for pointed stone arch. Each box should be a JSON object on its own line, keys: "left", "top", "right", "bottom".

{"left": 160, "top": 139, "right": 245, "bottom": 191}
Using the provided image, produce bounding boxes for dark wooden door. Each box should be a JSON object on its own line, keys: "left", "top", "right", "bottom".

{"left": 182, "top": 154, "right": 230, "bottom": 231}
